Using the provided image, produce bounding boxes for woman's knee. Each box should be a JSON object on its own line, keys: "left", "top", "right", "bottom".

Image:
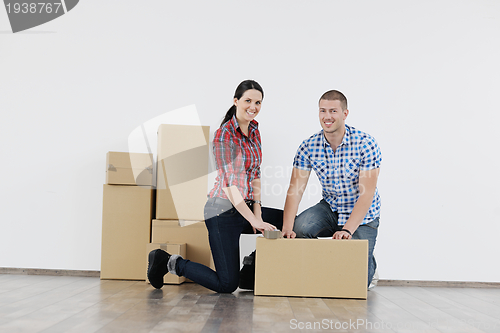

{"left": 216, "top": 279, "right": 239, "bottom": 293}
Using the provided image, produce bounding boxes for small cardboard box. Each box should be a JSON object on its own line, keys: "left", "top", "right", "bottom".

{"left": 156, "top": 124, "right": 209, "bottom": 220}
{"left": 146, "top": 243, "right": 186, "bottom": 284}
{"left": 106, "top": 152, "right": 153, "bottom": 186}
{"left": 151, "top": 220, "right": 214, "bottom": 271}
{"left": 255, "top": 238, "right": 368, "bottom": 299}
{"left": 101, "top": 185, "right": 154, "bottom": 280}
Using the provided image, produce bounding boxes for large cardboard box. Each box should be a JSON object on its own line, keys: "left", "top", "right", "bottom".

{"left": 255, "top": 238, "right": 368, "bottom": 299}
{"left": 146, "top": 243, "right": 186, "bottom": 285}
{"left": 106, "top": 151, "right": 153, "bottom": 186}
{"left": 156, "top": 124, "right": 209, "bottom": 220}
{"left": 101, "top": 185, "right": 154, "bottom": 280}
{"left": 151, "top": 220, "right": 213, "bottom": 270}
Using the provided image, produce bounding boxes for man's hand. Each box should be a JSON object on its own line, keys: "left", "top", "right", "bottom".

{"left": 333, "top": 230, "right": 352, "bottom": 239}
{"left": 282, "top": 229, "right": 296, "bottom": 239}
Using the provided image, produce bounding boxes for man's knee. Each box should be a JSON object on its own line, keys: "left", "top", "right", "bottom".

{"left": 293, "top": 219, "right": 319, "bottom": 238}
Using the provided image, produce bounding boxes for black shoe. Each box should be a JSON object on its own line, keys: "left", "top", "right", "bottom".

{"left": 147, "top": 249, "right": 170, "bottom": 289}
{"left": 239, "top": 250, "right": 256, "bottom": 290}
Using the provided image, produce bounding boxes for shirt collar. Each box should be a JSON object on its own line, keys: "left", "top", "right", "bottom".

{"left": 322, "top": 124, "right": 350, "bottom": 148}
{"left": 342, "top": 124, "right": 351, "bottom": 146}
{"left": 230, "top": 114, "right": 259, "bottom": 136}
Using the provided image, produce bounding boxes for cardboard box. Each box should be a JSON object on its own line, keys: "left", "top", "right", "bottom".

{"left": 101, "top": 185, "right": 154, "bottom": 280}
{"left": 156, "top": 124, "right": 209, "bottom": 220}
{"left": 255, "top": 238, "right": 368, "bottom": 299}
{"left": 146, "top": 243, "right": 186, "bottom": 284}
{"left": 151, "top": 220, "right": 213, "bottom": 270}
{"left": 106, "top": 151, "right": 153, "bottom": 186}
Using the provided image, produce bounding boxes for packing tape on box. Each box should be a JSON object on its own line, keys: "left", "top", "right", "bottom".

{"left": 264, "top": 230, "right": 282, "bottom": 239}
{"left": 108, "top": 164, "right": 153, "bottom": 174}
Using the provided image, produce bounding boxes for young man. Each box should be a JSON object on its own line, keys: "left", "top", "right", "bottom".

{"left": 281, "top": 90, "right": 381, "bottom": 287}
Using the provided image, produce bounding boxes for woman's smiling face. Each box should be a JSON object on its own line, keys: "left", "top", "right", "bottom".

{"left": 234, "top": 89, "right": 263, "bottom": 123}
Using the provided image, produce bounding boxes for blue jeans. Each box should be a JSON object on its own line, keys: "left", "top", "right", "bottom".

{"left": 293, "top": 199, "right": 379, "bottom": 287}
{"left": 175, "top": 197, "right": 283, "bottom": 293}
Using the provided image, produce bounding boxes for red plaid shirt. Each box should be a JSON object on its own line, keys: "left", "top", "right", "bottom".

{"left": 208, "top": 115, "right": 262, "bottom": 200}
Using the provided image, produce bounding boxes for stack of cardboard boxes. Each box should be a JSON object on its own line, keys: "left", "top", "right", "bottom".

{"left": 101, "top": 124, "right": 213, "bottom": 285}
{"left": 101, "top": 152, "right": 155, "bottom": 280}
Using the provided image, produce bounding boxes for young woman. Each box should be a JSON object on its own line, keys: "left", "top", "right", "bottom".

{"left": 147, "top": 80, "right": 284, "bottom": 293}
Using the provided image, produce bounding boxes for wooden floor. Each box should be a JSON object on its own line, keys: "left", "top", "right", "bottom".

{"left": 1, "top": 274, "right": 499, "bottom": 333}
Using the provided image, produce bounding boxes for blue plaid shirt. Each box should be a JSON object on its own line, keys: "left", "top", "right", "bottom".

{"left": 293, "top": 124, "right": 382, "bottom": 226}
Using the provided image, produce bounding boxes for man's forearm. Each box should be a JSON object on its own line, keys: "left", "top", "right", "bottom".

{"left": 283, "top": 192, "right": 302, "bottom": 231}
{"left": 343, "top": 192, "right": 375, "bottom": 233}
{"left": 343, "top": 168, "right": 379, "bottom": 234}
{"left": 283, "top": 168, "right": 310, "bottom": 234}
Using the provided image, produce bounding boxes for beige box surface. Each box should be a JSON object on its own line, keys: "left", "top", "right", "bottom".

{"left": 156, "top": 124, "right": 209, "bottom": 220}
{"left": 151, "top": 220, "right": 213, "bottom": 270}
{"left": 255, "top": 238, "right": 368, "bottom": 299}
{"left": 146, "top": 243, "right": 186, "bottom": 284}
{"left": 106, "top": 151, "right": 153, "bottom": 186}
{"left": 101, "top": 185, "right": 154, "bottom": 280}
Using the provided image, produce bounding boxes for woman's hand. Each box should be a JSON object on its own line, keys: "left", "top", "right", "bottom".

{"left": 252, "top": 203, "right": 262, "bottom": 234}
{"left": 250, "top": 218, "right": 276, "bottom": 234}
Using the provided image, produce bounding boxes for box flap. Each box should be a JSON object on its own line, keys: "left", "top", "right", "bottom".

{"left": 106, "top": 151, "right": 153, "bottom": 170}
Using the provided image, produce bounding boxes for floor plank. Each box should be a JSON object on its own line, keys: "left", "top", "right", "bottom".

{"left": 1, "top": 275, "right": 499, "bottom": 333}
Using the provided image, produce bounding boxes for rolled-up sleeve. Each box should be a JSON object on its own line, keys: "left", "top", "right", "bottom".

{"left": 293, "top": 140, "right": 312, "bottom": 171}
{"left": 253, "top": 166, "right": 261, "bottom": 179}
{"left": 359, "top": 136, "right": 382, "bottom": 171}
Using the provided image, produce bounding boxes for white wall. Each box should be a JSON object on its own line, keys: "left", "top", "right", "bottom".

{"left": 1, "top": 0, "right": 499, "bottom": 282}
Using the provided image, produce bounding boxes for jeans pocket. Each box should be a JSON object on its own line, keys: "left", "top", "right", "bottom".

{"left": 204, "top": 205, "right": 218, "bottom": 220}
{"left": 365, "top": 217, "right": 380, "bottom": 229}
{"left": 221, "top": 207, "right": 238, "bottom": 216}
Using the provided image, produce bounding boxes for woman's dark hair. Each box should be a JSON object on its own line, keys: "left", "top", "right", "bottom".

{"left": 220, "top": 80, "right": 264, "bottom": 127}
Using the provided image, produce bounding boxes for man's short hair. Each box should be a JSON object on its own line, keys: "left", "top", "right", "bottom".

{"left": 319, "top": 90, "right": 348, "bottom": 110}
